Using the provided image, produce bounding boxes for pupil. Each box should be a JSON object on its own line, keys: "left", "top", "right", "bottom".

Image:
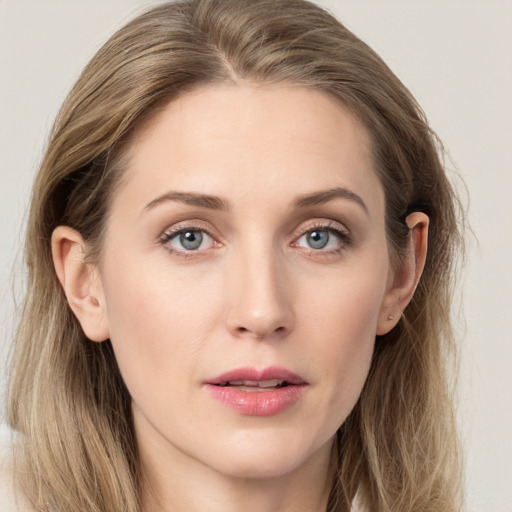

{"left": 308, "top": 230, "right": 329, "bottom": 249}
{"left": 180, "top": 231, "right": 203, "bottom": 250}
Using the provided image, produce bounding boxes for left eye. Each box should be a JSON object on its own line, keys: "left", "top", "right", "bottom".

{"left": 295, "top": 228, "right": 342, "bottom": 250}
{"left": 166, "top": 229, "right": 213, "bottom": 251}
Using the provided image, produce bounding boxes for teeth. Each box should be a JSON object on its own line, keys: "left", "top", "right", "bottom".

{"left": 222, "top": 379, "right": 285, "bottom": 388}
{"left": 258, "top": 379, "right": 283, "bottom": 388}
{"left": 228, "top": 380, "right": 256, "bottom": 386}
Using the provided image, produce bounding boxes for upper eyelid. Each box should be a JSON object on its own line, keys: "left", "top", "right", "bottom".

{"left": 292, "top": 219, "right": 350, "bottom": 237}
{"left": 158, "top": 218, "right": 351, "bottom": 245}
{"left": 160, "top": 220, "right": 218, "bottom": 238}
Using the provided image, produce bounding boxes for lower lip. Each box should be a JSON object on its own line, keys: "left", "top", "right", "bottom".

{"left": 205, "top": 384, "right": 307, "bottom": 416}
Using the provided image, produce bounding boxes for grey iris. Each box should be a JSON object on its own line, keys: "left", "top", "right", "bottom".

{"left": 307, "top": 230, "right": 329, "bottom": 249}
{"left": 180, "top": 231, "right": 203, "bottom": 250}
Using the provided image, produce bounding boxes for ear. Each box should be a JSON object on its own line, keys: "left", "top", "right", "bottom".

{"left": 51, "top": 226, "right": 110, "bottom": 342}
{"left": 376, "top": 212, "right": 429, "bottom": 335}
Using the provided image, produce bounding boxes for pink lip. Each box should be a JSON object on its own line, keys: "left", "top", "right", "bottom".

{"left": 204, "top": 366, "right": 308, "bottom": 416}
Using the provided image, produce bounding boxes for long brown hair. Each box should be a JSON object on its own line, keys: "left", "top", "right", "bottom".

{"left": 7, "top": 1, "right": 464, "bottom": 510}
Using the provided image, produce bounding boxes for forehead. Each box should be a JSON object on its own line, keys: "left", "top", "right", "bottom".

{"left": 115, "top": 84, "right": 384, "bottom": 218}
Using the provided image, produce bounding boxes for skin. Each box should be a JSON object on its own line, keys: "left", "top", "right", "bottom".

{"left": 52, "top": 84, "right": 428, "bottom": 512}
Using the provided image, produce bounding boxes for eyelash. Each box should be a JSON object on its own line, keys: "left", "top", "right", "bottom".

{"left": 158, "top": 220, "right": 352, "bottom": 259}
{"left": 291, "top": 220, "right": 352, "bottom": 257}
{"left": 159, "top": 222, "right": 220, "bottom": 258}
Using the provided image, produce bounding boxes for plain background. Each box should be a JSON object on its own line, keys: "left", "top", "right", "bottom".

{"left": 1, "top": 1, "right": 511, "bottom": 510}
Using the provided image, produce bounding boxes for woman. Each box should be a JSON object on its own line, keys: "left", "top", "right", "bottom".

{"left": 3, "top": 0, "right": 464, "bottom": 510}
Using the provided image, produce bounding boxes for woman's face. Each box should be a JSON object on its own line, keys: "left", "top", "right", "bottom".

{"left": 96, "top": 85, "right": 395, "bottom": 480}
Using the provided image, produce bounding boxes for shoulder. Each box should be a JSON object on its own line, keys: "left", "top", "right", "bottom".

{"left": 0, "top": 424, "right": 33, "bottom": 512}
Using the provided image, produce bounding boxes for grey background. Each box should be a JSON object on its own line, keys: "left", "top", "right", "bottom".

{"left": 1, "top": 1, "right": 511, "bottom": 510}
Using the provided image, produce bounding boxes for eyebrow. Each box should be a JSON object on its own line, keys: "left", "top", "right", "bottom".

{"left": 144, "top": 191, "right": 231, "bottom": 212}
{"left": 143, "top": 186, "right": 368, "bottom": 215}
{"left": 293, "top": 187, "right": 369, "bottom": 215}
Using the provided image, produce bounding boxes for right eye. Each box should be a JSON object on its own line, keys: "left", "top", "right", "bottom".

{"left": 160, "top": 227, "right": 217, "bottom": 255}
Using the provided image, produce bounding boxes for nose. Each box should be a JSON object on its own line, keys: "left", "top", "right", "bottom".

{"left": 224, "top": 245, "right": 295, "bottom": 341}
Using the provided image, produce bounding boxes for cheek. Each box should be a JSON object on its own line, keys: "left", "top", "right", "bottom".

{"left": 100, "top": 257, "right": 221, "bottom": 403}
{"left": 298, "top": 267, "right": 385, "bottom": 420}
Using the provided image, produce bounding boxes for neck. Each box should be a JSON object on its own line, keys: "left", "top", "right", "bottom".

{"left": 142, "top": 469, "right": 332, "bottom": 512}
{"left": 137, "top": 422, "right": 333, "bottom": 512}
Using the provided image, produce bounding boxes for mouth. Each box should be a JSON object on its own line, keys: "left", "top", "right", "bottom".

{"left": 204, "top": 366, "right": 308, "bottom": 416}
{"left": 215, "top": 378, "right": 292, "bottom": 391}
{"left": 205, "top": 366, "right": 307, "bottom": 388}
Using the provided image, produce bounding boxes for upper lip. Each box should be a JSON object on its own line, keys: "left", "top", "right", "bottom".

{"left": 205, "top": 366, "right": 307, "bottom": 386}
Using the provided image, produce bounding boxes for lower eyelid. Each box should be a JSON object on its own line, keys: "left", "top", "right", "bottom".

{"left": 299, "top": 232, "right": 348, "bottom": 248}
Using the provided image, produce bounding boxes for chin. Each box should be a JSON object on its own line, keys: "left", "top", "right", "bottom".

{"left": 214, "top": 455, "right": 305, "bottom": 480}
{"left": 205, "top": 430, "right": 333, "bottom": 480}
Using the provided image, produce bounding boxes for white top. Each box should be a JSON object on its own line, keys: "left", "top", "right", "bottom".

{"left": 0, "top": 424, "right": 32, "bottom": 512}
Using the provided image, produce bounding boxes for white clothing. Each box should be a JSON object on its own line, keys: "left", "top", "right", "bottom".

{"left": 0, "top": 424, "right": 32, "bottom": 511}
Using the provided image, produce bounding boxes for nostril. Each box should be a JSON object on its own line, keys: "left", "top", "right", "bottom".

{"left": 235, "top": 325, "right": 287, "bottom": 339}
{"left": 236, "top": 327, "right": 263, "bottom": 338}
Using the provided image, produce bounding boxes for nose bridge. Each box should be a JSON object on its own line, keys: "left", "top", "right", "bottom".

{"left": 225, "top": 237, "right": 294, "bottom": 339}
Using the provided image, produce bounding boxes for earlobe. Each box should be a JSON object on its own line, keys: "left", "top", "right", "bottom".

{"left": 51, "top": 226, "right": 109, "bottom": 342}
{"left": 376, "top": 212, "right": 429, "bottom": 335}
